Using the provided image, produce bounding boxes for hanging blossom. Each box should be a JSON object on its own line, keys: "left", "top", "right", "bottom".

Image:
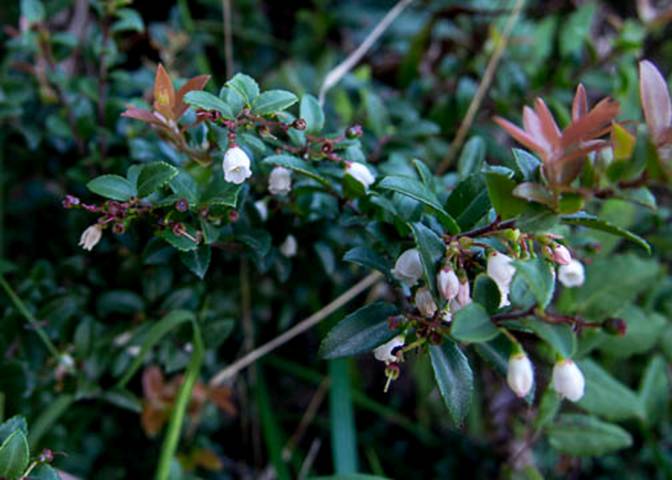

{"left": 345, "top": 161, "right": 376, "bottom": 189}
{"left": 494, "top": 85, "right": 619, "bottom": 186}
{"left": 268, "top": 166, "right": 292, "bottom": 196}
{"left": 391, "top": 248, "right": 423, "bottom": 287}
{"left": 552, "top": 358, "right": 585, "bottom": 402}
{"left": 507, "top": 352, "right": 534, "bottom": 398}
{"left": 558, "top": 259, "right": 585, "bottom": 287}
{"left": 487, "top": 251, "right": 516, "bottom": 307}
{"left": 373, "top": 335, "right": 405, "bottom": 364}
{"left": 223, "top": 146, "right": 252, "bottom": 184}
{"left": 79, "top": 224, "right": 103, "bottom": 251}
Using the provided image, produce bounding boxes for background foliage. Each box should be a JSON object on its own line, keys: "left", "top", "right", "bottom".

{"left": 1, "top": 0, "right": 672, "bottom": 479}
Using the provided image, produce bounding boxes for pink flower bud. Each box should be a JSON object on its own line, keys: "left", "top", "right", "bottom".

{"left": 456, "top": 279, "right": 471, "bottom": 307}
{"left": 437, "top": 267, "right": 460, "bottom": 301}
{"left": 414, "top": 287, "right": 437, "bottom": 318}
{"left": 552, "top": 244, "right": 572, "bottom": 265}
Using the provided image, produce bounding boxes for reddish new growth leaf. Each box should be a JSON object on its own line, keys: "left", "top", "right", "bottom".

{"left": 140, "top": 366, "right": 236, "bottom": 437}
{"left": 121, "top": 64, "right": 210, "bottom": 128}
{"left": 494, "top": 85, "right": 620, "bottom": 186}
{"left": 639, "top": 60, "right": 672, "bottom": 164}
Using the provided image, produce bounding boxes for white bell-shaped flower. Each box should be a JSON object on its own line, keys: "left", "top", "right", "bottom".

{"left": 345, "top": 162, "right": 375, "bottom": 189}
{"left": 223, "top": 146, "right": 252, "bottom": 184}
{"left": 279, "top": 234, "right": 298, "bottom": 258}
{"left": 79, "top": 224, "right": 103, "bottom": 251}
{"left": 373, "top": 335, "right": 405, "bottom": 364}
{"left": 487, "top": 252, "right": 516, "bottom": 307}
{"left": 391, "top": 249, "right": 423, "bottom": 287}
{"left": 558, "top": 259, "right": 585, "bottom": 288}
{"left": 268, "top": 166, "right": 292, "bottom": 196}
{"left": 507, "top": 353, "right": 534, "bottom": 398}
{"left": 552, "top": 359, "right": 585, "bottom": 402}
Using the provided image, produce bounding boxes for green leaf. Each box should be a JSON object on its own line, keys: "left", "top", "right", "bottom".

{"left": 0, "top": 417, "right": 26, "bottom": 445}
{"left": 343, "top": 246, "right": 391, "bottom": 276}
{"left": 639, "top": 355, "right": 669, "bottom": 426}
{"left": 560, "top": 254, "right": 659, "bottom": 321}
{"left": 0, "top": 430, "right": 29, "bottom": 479}
{"left": 534, "top": 388, "right": 561, "bottom": 430}
{"left": 559, "top": 2, "right": 596, "bottom": 58}
{"left": 547, "top": 414, "right": 632, "bottom": 456}
{"left": 457, "top": 136, "right": 485, "bottom": 179}
{"left": 597, "top": 305, "right": 666, "bottom": 358}
{"left": 137, "top": 162, "right": 179, "bottom": 198}
{"left": 429, "top": 342, "right": 473, "bottom": 426}
{"left": 112, "top": 8, "right": 145, "bottom": 33}
{"left": 484, "top": 167, "right": 527, "bottom": 219}
{"left": 412, "top": 159, "right": 433, "bottom": 187}
{"left": 179, "top": 246, "right": 211, "bottom": 279}
{"left": 201, "top": 181, "right": 242, "bottom": 208}
{"left": 252, "top": 90, "right": 298, "bottom": 115}
{"left": 561, "top": 212, "right": 650, "bottom": 253}
{"left": 256, "top": 368, "right": 291, "bottom": 480}
{"left": 157, "top": 225, "right": 199, "bottom": 252}
{"left": 445, "top": 174, "right": 491, "bottom": 230}
{"left": 379, "top": 177, "right": 459, "bottom": 233}
{"left": 20, "top": 0, "right": 45, "bottom": 24}
{"left": 451, "top": 303, "right": 499, "bottom": 342}
{"left": 577, "top": 359, "right": 644, "bottom": 421}
{"left": 509, "top": 317, "right": 576, "bottom": 358}
{"left": 409, "top": 222, "right": 445, "bottom": 298}
{"left": 183, "top": 91, "right": 234, "bottom": 119}
{"left": 319, "top": 302, "right": 399, "bottom": 359}
{"left": 30, "top": 465, "right": 62, "bottom": 480}
{"left": 300, "top": 94, "right": 325, "bottom": 133}
{"left": 512, "top": 148, "right": 541, "bottom": 181}
{"left": 329, "top": 359, "right": 358, "bottom": 474}
{"left": 169, "top": 170, "right": 199, "bottom": 205}
{"left": 512, "top": 257, "right": 555, "bottom": 308}
{"left": 227, "top": 73, "right": 259, "bottom": 106}
{"left": 262, "top": 154, "right": 330, "bottom": 186}
{"left": 87, "top": 174, "right": 135, "bottom": 201}
{"left": 472, "top": 274, "right": 501, "bottom": 315}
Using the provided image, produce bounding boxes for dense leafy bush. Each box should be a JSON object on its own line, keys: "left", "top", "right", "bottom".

{"left": 2, "top": 0, "right": 672, "bottom": 479}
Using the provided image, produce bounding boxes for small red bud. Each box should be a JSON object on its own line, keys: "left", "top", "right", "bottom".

{"left": 603, "top": 318, "right": 627, "bottom": 336}
{"left": 175, "top": 198, "right": 189, "bottom": 212}
{"left": 345, "top": 124, "right": 363, "bottom": 139}
{"left": 112, "top": 223, "right": 126, "bottom": 235}
{"left": 228, "top": 210, "right": 239, "bottom": 222}
{"left": 292, "top": 118, "right": 307, "bottom": 131}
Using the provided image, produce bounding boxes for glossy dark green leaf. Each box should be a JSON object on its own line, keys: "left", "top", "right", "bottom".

{"left": 378, "top": 177, "right": 459, "bottom": 233}
{"left": 319, "top": 302, "right": 399, "bottom": 359}
{"left": 484, "top": 167, "right": 527, "bottom": 219}
{"left": 445, "top": 174, "right": 490, "bottom": 230}
{"left": 343, "top": 246, "right": 391, "bottom": 275}
{"left": 87, "top": 174, "right": 135, "bottom": 201}
{"left": 472, "top": 274, "right": 501, "bottom": 314}
{"left": 137, "top": 162, "right": 179, "bottom": 198}
{"left": 562, "top": 212, "right": 650, "bottom": 253}
{"left": 183, "top": 90, "right": 234, "bottom": 119}
{"left": 429, "top": 342, "right": 473, "bottom": 426}
{"left": 577, "top": 359, "right": 644, "bottom": 421}
{"left": 157, "top": 225, "right": 199, "bottom": 252}
{"left": 512, "top": 257, "right": 555, "bottom": 308}
{"left": 512, "top": 148, "right": 542, "bottom": 181}
{"left": 300, "top": 94, "right": 324, "bottom": 133}
{"left": 227, "top": 73, "right": 259, "bottom": 105}
{"left": 409, "top": 222, "right": 445, "bottom": 297}
{"left": 179, "top": 246, "right": 211, "bottom": 279}
{"left": 451, "top": 303, "right": 499, "bottom": 342}
{"left": 253, "top": 90, "right": 298, "bottom": 115}
{"left": 0, "top": 418, "right": 26, "bottom": 445}
{"left": 0, "top": 430, "right": 29, "bottom": 479}
{"left": 639, "top": 355, "right": 669, "bottom": 426}
{"left": 508, "top": 317, "right": 576, "bottom": 358}
{"left": 457, "top": 136, "right": 485, "bottom": 179}
{"left": 547, "top": 414, "right": 632, "bottom": 456}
